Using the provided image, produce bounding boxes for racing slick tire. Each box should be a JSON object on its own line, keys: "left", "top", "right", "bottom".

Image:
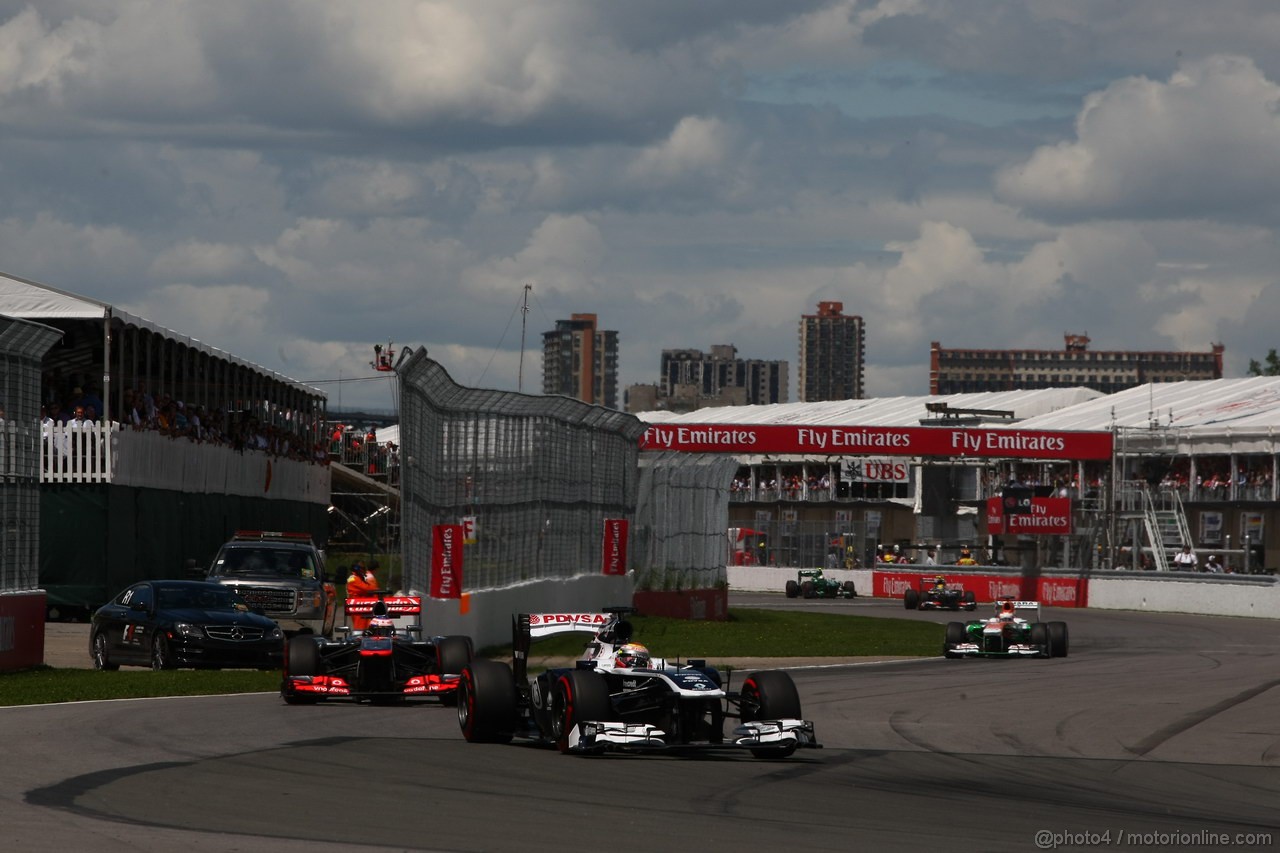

{"left": 903, "top": 588, "right": 920, "bottom": 609}
{"left": 943, "top": 621, "right": 967, "bottom": 659}
{"left": 435, "top": 635, "right": 474, "bottom": 706}
{"left": 552, "top": 669, "right": 613, "bottom": 754}
{"left": 963, "top": 590, "right": 977, "bottom": 611}
{"left": 282, "top": 635, "right": 323, "bottom": 704}
{"left": 458, "top": 659, "right": 517, "bottom": 744}
{"left": 800, "top": 580, "right": 816, "bottom": 599}
{"left": 1029, "top": 622, "right": 1049, "bottom": 656}
{"left": 784, "top": 580, "right": 800, "bottom": 599}
{"left": 841, "top": 581, "right": 857, "bottom": 597}
{"left": 1048, "top": 621, "right": 1069, "bottom": 658}
{"left": 740, "top": 670, "right": 802, "bottom": 758}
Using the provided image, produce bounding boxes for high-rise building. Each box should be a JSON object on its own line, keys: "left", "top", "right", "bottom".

{"left": 661, "top": 345, "right": 788, "bottom": 404}
{"left": 542, "top": 313, "right": 619, "bottom": 408}
{"left": 798, "top": 301, "right": 865, "bottom": 402}
{"left": 929, "top": 334, "right": 1225, "bottom": 394}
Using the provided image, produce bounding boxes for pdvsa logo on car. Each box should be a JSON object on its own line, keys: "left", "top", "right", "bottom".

{"left": 530, "top": 613, "right": 608, "bottom": 626}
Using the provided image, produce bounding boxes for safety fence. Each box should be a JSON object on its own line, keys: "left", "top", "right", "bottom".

{"left": 397, "top": 350, "right": 646, "bottom": 594}
{"left": 0, "top": 317, "right": 62, "bottom": 591}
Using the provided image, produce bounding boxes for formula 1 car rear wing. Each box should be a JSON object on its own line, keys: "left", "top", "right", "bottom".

{"left": 512, "top": 607, "right": 635, "bottom": 683}
{"left": 345, "top": 595, "right": 422, "bottom": 616}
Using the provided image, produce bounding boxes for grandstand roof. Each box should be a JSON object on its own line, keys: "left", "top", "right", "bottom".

{"left": 636, "top": 387, "right": 1104, "bottom": 428}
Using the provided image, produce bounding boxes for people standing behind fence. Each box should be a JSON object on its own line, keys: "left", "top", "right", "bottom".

{"left": 1203, "top": 554, "right": 1224, "bottom": 573}
{"left": 956, "top": 549, "right": 978, "bottom": 566}
{"left": 1172, "top": 544, "right": 1198, "bottom": 570}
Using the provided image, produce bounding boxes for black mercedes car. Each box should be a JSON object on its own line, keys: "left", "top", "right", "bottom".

{"left": 90, "top": 580, "right": 284, "bottom": 671}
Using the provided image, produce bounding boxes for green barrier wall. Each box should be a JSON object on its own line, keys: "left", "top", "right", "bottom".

{"left": 40, "top": 484, "right": 327, "bottom": 614}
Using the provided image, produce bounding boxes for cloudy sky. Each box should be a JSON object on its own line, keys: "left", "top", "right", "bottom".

{"left": 4, "top": 1, "right": 1280, "bottom": 413}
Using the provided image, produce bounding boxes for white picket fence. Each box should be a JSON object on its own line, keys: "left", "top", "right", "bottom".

{"left": 40, "top": 423, "right": 114, "bottom": 483}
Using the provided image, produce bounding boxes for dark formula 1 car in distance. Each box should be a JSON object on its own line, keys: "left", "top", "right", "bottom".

{"left": 281, "top": 595, "right": 473, "bottom": 704}
{"left": 785, "top": 569, "right": 857, "bottom": 599}
{"left": 904, "top": 575, "right": 977, "bottom": 611}
{"left": 456, "top": 607, "right": 821, "bottom": 758}
{"left": 943, "top": 600, "right": 1068, "bottom": 659}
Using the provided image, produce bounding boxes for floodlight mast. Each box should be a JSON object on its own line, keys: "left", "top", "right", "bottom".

{"left": 517, "top": 283, "right": 531, "bottom": 392}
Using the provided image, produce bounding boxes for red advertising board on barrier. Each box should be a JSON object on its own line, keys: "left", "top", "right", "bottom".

{"left": 601, "top": 518, "right": 628, "bottom": 576}
{"left": 986, "top": 497, "right": 1074, "bottom": 535}
{"left": 0, "top": 591, "right": 47, "bottom": 671}
{"left": 431, "top": 524, "right": 464, "bottom": 599}
{"left": 640, "top": 424, "right": 1113, "bottom": 460}
{"left": 874, "top": 571, "right": 1088, "bottom": 608}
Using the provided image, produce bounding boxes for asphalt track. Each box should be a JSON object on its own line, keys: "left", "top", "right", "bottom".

{"left": 4, "top": 597, "right": 1279, "bottom": 852}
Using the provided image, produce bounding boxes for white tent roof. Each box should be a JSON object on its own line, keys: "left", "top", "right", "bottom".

{"left": 637, "top": 387, "right": 1104, "bottom": 427}
{"left": 1016, "top": 377, "right": 1280, "bottom": 454}
{"left": 0, "top": 270, "right": 323, "bottom": 397}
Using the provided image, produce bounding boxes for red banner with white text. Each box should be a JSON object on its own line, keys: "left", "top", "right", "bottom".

{"left": 640, "top": 423, "right": 1113, "bottom": 460}
{"left": 874, "top": 570, "right": 1088, "bottom": 608}
{"left": 431, "top": 524, "right": 464, "bottom": 599}
{"left": 986, "top": 496, "right": 1074, "bottom": 535}
{"left": 601, "top": 519, "right": 629, "bottom": 576}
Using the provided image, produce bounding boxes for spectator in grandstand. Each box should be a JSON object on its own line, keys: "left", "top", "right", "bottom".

{"left": 1203, "top": 554, "right": 1224, "bottom": 573}
{"left": 956, "top": 549, "right": 978, "bottom": 566}
{"left": 1172, "top": 545, "right": 1198, "bottom": 570}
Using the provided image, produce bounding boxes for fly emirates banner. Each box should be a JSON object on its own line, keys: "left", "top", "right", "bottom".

{"left": 640, "top": 424, "right": 1113, "bottom": 461}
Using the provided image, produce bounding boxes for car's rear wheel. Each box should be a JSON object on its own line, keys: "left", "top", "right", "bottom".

{"left": 91, "top": 632, "right": 119, "bottom": 671}
{"left": 150, "top": 634, "right": 174, "bottom": 671}
{"left": 1029, "top": 622, "right": 1049, "bottom": 655}
{"left": 904, "top": 588, "right": 920, "bottom": 609}
{"left": 944, "top": 621, "right": 967, "bottom": 658}
{"left": 841, "top": 581, "right": 857, "bottom": 597}
{"left": 784, "top": 580, "right": 799, "bottom": 598}
{"left": 800, "top": 581, "right": 816, "bottom": 599}
{"left": 963, "top": 590, "right": 977, "bottom": 610}
{"left": 457, "top": 659, "right": 517, "bottom": 744}
{"left": 740, "top": 670, "right": 802, "bottom": 758}
{"left": 1048, "top": 621, "right": 1069, "bottom": 658}
{"left": 552, "top": 669, "right": 612, "bottom": 754}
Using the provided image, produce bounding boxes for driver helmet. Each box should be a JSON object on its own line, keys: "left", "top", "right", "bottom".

{"left": 365, "top": 615, "right": 396, "bottom": 637}
{"left": 998, "top": 600, "right": 1016, "bottom": 620}
{"left": 933, "top": 575, "right": 947, "bottom": 587}
{"left": 614, "top": 642, "right": 651, "bottom": 669}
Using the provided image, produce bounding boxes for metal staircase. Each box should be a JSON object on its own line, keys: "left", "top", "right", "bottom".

{"left": 1116, "top": 480, "right": 1193, "bottom": 570}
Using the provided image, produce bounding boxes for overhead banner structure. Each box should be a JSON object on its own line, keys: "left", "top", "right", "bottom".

{"left": 431, "top": 524, "right": 464, "bottom": 599}
{"left": 986, "top": 497, "right": 1074, "bottom": 535}
{"left": 601, "top": 519, "right": 629, "bottom": 576}
{"left": 640, "top": 424, "right": 1113, "bottom": 460}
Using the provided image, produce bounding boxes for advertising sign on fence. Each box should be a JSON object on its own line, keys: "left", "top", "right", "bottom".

{"left": 431, "top": 524, "right": 464, "bottom": 599}
{"left": 986, "top": 497, "right": 1073, "bottom": 535}
{"left": 601, "top": 518, "right": 628, "bottom": 576}
{"left": 873, "top": 570, "right": 1088, "bottom": 608}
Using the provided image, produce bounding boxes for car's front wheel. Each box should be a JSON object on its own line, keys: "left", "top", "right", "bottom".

{"left": 91, "top": 632, "right": 118, "bottom": 671}
{"left": 552, "top": 669, "right": 612, "bottom": 754}
{"left": 904, "top": 588, "right": 920, "bottom": 609}
{"left": 740, "top": 670, "right": 802, "bottom": 758}
{"left": 944, "top": 621, "right": 967, "bottom": 658}
{"left": 841, "top": 581, "right": 857, "bottom": 597}
{"left": 963, "top": 590, "right": 977, "bottom": 610}
{"left": 150, "top": 634, "right": 174, "bottom": 671}
{"left": 457, "top": 659, "right": 517, "bottom": 744}
{"left": 784, "top": 580, "right": 799, "bottom": 598}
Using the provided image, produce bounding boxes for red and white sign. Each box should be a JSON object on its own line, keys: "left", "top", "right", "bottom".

{"left": 640, "top": 424, "right": 1113, "bottom": 460}
{"left": 843, "top": 457, "right": 910, "bottom": 483}
{"left": 431, "top": 524, "right": 464, "bottom": 599}
{"left": 873, "top": 571, "right": 1088, "bottom": 607}
{"left": 461, "top": 515, "right": 477, "bottom": 545}
{"left": 986, "top": 497, "right": 1074, "bottom": 535}
{"left": 602, "top": 518, "right": 628, "bottom": 576}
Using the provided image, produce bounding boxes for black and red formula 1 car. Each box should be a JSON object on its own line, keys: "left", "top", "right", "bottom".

{"left": 904, "top": 575, "right": 977, "bottom": 611}
{"left": 280, "top": 595, "right": 473, "bottom": 705}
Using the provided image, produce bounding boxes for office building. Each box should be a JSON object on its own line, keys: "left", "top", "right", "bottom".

{"left": 929, "top": 334, "right": 1225, "bottom": 394}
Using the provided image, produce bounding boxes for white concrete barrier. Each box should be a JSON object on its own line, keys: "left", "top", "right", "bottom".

{"left": 729, "top": 564, "right": 1280, "bottom": 619}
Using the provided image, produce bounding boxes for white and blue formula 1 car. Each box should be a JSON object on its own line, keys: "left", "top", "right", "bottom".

{"left": 456, "top": 607, "right": 821, "bottom": 758}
